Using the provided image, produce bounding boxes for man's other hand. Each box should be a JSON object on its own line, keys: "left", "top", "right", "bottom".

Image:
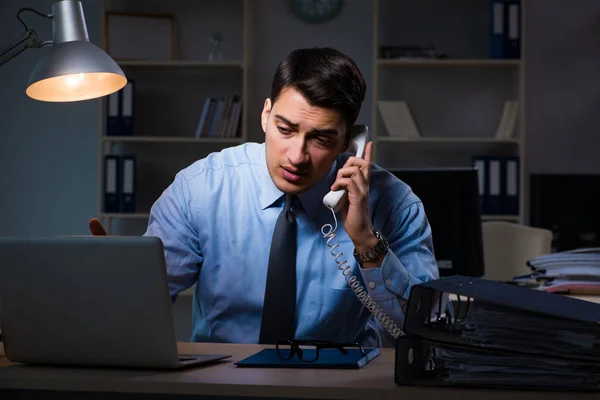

{"left": 89, "top": 218, "right": 108, "bottom": 236}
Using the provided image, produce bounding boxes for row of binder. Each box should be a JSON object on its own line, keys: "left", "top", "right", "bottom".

{"left": 472, "top": 156, "right": 519, "bottom": 215}
{"left": 490, "top": 0, "right": 521, "bottom": 59}
{"left": 106, "top": 81, "right": 135, "bottom": 136}
{"left": 194, "top": 95, "right": 242, "bottom": 138}
{"left": 103, "top": 155, "right": 136, "bottom": 213}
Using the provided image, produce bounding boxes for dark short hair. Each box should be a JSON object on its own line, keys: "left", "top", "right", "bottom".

{"left": 270, "top": 47, "right": 366, "bottom": 129}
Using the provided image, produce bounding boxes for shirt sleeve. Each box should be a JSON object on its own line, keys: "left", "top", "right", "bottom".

{"left": 358, "top": 200, "right": 439, "bottom": 337}
{"left": 143, "top": 172, "right": 203, "bottom": 303}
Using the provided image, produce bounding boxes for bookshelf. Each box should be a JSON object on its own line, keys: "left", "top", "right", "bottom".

{"left": 98, "top": 0, "right": 252, "bottom": 234}
{"left": 371, "top": 0, "right": 526, "bottom": 224}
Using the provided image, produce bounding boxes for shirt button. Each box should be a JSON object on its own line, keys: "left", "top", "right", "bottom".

{"left": 368, "top": 282, "right": 376, "bottom": 289}
{"left": 385, "top": 279, "right": 392, "bottom": 286}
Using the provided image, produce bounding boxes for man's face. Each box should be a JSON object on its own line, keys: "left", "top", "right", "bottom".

{"left": 261, "top": 87, "right": 347, "bottom": 195}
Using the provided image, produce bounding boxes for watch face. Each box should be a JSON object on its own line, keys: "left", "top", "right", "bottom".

{"left": 289, "top": 0, "right": 344, "bottom": 24}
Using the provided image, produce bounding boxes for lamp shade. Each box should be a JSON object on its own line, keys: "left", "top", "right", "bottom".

{"left": 26, "top": 40, "right": 126, "bottom": 102}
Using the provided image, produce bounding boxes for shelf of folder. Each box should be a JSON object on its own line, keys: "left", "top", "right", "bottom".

{"left": 116, "top": 60, "right": 245, "bottom": 69}
{"left": 101, "top": 213, "right": 150, "bottom": 219}
{"left": 376, "top": 137, "right": 520, "bottom": 144}
{"left": 102, "top": 136, "right": 244, "bottom": 144}
{"left": 376, "top": 59, "right": 521, "bottom": 67}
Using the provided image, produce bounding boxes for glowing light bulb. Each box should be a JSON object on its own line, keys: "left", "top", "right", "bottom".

{"left": 57, "top": 73, "right": 93, "bottom": 97}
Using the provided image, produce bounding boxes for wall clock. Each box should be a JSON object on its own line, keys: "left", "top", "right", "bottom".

{"left": 289, "top": 0, "right": 344, "bottom": 24}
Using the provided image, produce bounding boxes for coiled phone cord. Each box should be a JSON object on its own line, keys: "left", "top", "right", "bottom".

{"left": 321, "top": 208, "right": 404, "bottom": 339}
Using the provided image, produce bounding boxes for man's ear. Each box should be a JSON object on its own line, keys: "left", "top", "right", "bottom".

{"left": 261, "top": 98, "right": 272, "bottom": 133}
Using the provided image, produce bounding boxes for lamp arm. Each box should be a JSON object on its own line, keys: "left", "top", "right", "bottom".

{"left": 0, "top": 30, "right": 44, "bottom": 68}
{"left": 0, "top": 6, "right": 53, "bottom": 68}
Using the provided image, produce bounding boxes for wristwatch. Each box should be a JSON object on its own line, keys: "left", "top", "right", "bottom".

{"left": 353, "top": 230, "right": 389, "bottom": 263}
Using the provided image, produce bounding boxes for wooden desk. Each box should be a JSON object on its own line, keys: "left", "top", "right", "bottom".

{"left": 0, "top": 342, "right": 598, "bottom": 399}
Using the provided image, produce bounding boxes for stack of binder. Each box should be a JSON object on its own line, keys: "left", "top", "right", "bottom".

{"left": 395, "top": 276, "right": 600, "bottom": 390}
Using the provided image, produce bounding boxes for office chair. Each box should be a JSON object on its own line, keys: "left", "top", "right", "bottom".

{"left": 481, "top": 221, "right": 552, "bottom": 282}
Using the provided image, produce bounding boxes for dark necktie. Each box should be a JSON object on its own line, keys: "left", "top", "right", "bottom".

{"left": 259, "top": 194, "right": 297, "bottom": 344}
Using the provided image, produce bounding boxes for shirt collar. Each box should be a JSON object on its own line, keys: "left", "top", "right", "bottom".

{"left": 257, "top": 143, "right": 339, "bottom": 221}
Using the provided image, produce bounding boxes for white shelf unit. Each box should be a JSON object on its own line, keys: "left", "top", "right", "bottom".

{"left": 98, "top": 0, "right": 252, "bottom": 234}
{"left": 371, "top": 0, "right": 526, "bottom": 224}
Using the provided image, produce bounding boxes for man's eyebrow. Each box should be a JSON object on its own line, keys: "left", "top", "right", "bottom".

{"left": 274, "top": 114, "right": 340, "bottom": 136}
{"left": 274, "top": 114, "right": 299, "bottom": 128}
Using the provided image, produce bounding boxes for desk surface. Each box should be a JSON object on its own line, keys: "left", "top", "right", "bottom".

{"left": 1, "top": 342, "right": 598, "bottom": 399}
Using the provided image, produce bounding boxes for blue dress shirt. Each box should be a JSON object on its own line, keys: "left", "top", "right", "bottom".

{"left": 144, "top": 142, "right": 439, "bottom": 347}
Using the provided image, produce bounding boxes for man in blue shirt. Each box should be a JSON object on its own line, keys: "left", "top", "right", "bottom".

{"left": 92, "top": 47, "right": 438, "bottom": 347}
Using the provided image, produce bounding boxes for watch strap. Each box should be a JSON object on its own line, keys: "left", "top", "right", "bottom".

{"left": 353, "top": 230, "right": 389, "bottom": 263}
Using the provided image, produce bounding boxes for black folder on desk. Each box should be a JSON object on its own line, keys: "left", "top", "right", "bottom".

{"left": 236, "top": 348, "right": 379, "bottom": 369}
{"left": 395, "top": 275, "right": 600, "bottom": 390}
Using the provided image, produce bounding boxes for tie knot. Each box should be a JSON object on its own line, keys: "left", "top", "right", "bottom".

{"left": 284, "top": 194, "right": 297, "bottom": 213}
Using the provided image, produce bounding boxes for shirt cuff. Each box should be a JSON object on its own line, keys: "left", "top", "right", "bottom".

{"left": 358, "top": 249, "right": 422, "bottom": 302}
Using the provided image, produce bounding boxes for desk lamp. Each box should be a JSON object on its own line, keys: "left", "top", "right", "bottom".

{"left": 0, "top": 0, "right": 126, "bottom": 102}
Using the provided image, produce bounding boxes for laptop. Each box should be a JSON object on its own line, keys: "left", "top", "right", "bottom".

{"left": 0, "top": 235, "right": 231, "bottom": 369}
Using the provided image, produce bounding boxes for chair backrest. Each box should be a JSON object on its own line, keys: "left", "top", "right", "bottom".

{"left": 481, "top": 221, "right": 553, "bottom": 281}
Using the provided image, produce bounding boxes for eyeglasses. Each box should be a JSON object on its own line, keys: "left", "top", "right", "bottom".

{"left": 275, "top": 339, "right": 366, "bottom": 362}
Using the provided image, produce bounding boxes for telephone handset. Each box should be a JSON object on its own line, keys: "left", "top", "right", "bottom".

{"left": 320, "top": 124, "right": 404, "bottom": 340}
{"left": 322, "top": 125, "right": 369, "bottom": 213}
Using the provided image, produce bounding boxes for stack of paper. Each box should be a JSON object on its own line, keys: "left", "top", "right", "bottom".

{"left": 517, "top": 248, "right": 600, "bottom": 293}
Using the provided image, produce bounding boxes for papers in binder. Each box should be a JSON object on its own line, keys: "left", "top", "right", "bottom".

{"left": 425, "top": 341, "right": 600, "bottom": 389}
{"left": 396, "top": 276, "right": 600, "bottom": 390}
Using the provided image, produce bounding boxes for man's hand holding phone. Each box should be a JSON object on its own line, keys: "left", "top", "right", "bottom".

{"left": 329, "top": 140, "right": 381, "bottom": 268}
